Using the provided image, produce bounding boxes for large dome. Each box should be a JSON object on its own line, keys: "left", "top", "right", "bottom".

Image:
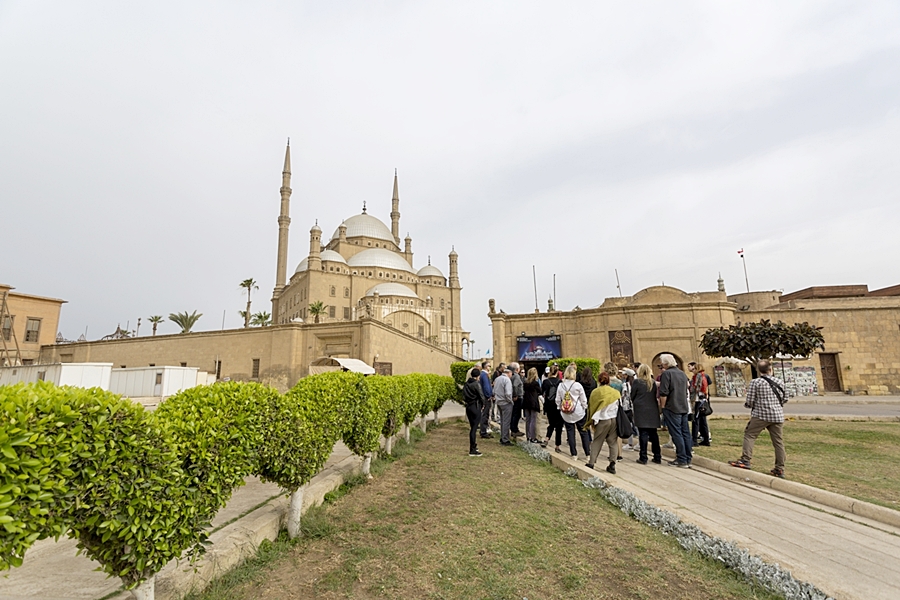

{"left": 331, "top": 213, "right": 395, "bottom": 243}
{"left": 417, "top": 264, "right": 444, "bottom": 278}
{"left": 364, "top": 283, "right": 418, "bottom": 298}
{"left": 347, "top": 248, "right": 416, "bottom": 273}
{"left": 294, "top": 250, "right": 347, "bottom": 273}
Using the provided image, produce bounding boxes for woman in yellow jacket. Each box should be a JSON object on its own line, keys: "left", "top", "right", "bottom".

{"left": 585, "top": 372, "right": 621, "bottom": 474}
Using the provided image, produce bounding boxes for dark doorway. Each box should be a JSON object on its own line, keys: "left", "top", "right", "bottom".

{"left": 819, "top": 353, "right": 841, "bottom": 392}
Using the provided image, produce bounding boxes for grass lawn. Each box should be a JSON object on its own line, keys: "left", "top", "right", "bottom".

{"left": 191, "top": 421, "right": 782, "bottom": 600}
{"left": 691, "top": 418, "right": 900, "bottom": 509}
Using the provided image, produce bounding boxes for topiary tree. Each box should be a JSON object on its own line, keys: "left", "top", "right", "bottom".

{"left": 699, "top": 319, "right": 825, "bottom": 370}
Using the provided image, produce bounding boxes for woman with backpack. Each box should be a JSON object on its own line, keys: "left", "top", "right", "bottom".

{"left": 541, "top": 365, "right": 564, "bottom": 450}
{"left": 690, "top": 363, "right": 711, "bottom": 446}
{"left": 556, "top": 364, "right": 591, "bottom": 459}
{"left": 631, "top": 364, "right": 662, "bottom": 464}
{"left": 522, "top": 368, "right": 542, "bottom": 443}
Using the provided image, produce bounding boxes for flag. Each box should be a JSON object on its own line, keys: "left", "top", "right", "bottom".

{"left": 737, "top": 248, "right": 744, "bottom": 256}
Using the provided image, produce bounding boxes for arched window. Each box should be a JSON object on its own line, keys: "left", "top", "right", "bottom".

{"left": 330, "top": 286, "right": 336, "bottom": 297}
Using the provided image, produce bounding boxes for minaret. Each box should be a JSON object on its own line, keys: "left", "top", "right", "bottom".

{"left": 390, "top": 169, "right": 401, "bottom": 245}
{"left": 448, "top": 247, "right": 462, "bottom": 354}
{"left": 404, "top": 233, "right": 413, "bottom": 266}
{"left": 271, "top": 140, "right": 292, "bottom": 321}
{"left": 308, "top": 222, "right": 322, "bottom": 272}
{"left": 717, "top": 273, "right": 726, "bottom": 293}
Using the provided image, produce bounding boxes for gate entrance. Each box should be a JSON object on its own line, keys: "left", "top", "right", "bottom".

{"left": 819, "top": 353, "right": 842, "bottom": 392}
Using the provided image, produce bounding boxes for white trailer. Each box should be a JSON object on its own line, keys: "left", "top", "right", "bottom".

{"left": 0, "top": 363, "right": 113, "bottom": 389}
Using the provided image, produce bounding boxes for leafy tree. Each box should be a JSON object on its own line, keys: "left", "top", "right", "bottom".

{"left": 699, "top": 319, "right": 825, "bottom": 368}
{"left": 239, "top": 278, "right": 258, "bottom": 328}
{"left": 307, "top": 301, "right": 327, "bottom": 324}
{"left": 148, "top": 315, "right": 163, "bottom": 336}
{"left": 250, "top": 311, "right": 271, "bottom": 327}
{"left": 168, "top": 310, "right": 202, "bottom": 334}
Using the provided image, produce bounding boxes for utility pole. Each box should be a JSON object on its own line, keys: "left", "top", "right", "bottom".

{"left": 532, "top": 265, "right": 539, "bottom": 311}
{"left": 615, "top": 269, "right": 622, "bottom": 297}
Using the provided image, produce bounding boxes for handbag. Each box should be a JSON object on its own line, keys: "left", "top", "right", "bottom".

{"left": 616, "top": 402, "right": 632, "bottom": 439}
{"left": 700, "top": 398, "right": 713, "bottom": 416}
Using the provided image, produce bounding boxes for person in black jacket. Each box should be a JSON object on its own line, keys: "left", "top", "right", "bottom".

{"left": 463, "top": 367, "right": 487, "bottom": 456}
{"left": 541, "top": 365, "right": 564, "bottom": 451}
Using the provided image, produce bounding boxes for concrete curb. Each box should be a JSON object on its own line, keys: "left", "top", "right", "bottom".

{"left": 660, "top": 449, "right": 900, "bottom": 529}
{"left": 708, "top": 413, "right": 900, "bottom": 422}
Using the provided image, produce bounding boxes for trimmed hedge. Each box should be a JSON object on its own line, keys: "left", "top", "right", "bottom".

{"left": 549, "top": 357, "right": 602, "bottom": 379}
{"left": 0, "top": 371, "right": 455, "bottom": 588}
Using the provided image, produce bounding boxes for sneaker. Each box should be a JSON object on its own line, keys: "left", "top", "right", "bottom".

{"left": 480, "top": 433, "right": 494, "bottom": 439}
{"left": 663, "top": 442, "right": 675, "bottom": 449}
{"left": 770, "top": 467, "right": 785, "bottom": 479}
{"left": 469, "top": 450, "right": 483, "bottom": 457}
{"left": 540, "top": 440, "right": 548, "bottom": 448}
{"left": 622, "top": 444, "right": 633, "bottom": 451}
{"left": 617, "top": 455, "right": 623, "bottom": 461}
{"left": 606, "top": 462, "right": 616, "bottom": 474}
{"left": 668, "top": 460, "right": 687, "bottom": 467}
{"left": 585, "top": 463, "right": 595, "bottom": 469}
{"left": 651, "top": 457, "right": 662, "bottom": 464}
{"left": 729, "top": 459, "right": 752, "bottom": 470}
{"left": 500, "top": 440, "right": 513, "bottom": 446}
{"left": 677, "top": 462, "right": 692, "bottom": 469}
{"left": 636, "top": 457, "right": 648, "bottom": 465}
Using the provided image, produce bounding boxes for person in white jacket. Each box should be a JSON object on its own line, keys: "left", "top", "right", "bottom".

{"left": 555, "top": 364, "right": 591, "bottom": 459}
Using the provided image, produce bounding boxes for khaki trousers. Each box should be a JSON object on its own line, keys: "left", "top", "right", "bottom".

{"left": 741, "top": 417, "right": 785, "bottom": 469}
{"left": 589, "top": 418, "right": 618, "bottom": 465}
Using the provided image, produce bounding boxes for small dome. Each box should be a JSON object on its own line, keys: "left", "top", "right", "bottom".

{"left": 294, "top": 257, "right": 309, "bottom": 273}
{"left": 417, "top": 264, "right": 444, "bottom": 278}
{"left": 331, "top": 213, "right": 395, "bottom": 243}
{"left": 320, "top": 250, "right": 347, "bottom": 264}
{"left": 347, "top": 248, "right": 416, "bottom": 273}
{"left": 365, "top": 283, "right": 418, "bottom": 298}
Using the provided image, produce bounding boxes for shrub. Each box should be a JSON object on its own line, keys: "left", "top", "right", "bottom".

{"left": 549, "top": 357, "right": 602, "bottom": 379}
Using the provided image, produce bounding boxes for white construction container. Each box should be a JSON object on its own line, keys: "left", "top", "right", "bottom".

{"left": 108, "top": 366, "right": 200, "bottom": 398}
{"left": 0, "top": 363, "right": 113, "bottom": 389}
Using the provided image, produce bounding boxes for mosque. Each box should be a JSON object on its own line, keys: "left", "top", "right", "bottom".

{"left": 269, "top": 142, "right": 468, "bottom": 356}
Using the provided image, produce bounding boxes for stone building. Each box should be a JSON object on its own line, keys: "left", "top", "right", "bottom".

{"left": 0, "top": 284, "right": 66, "bottom": 366}
{"left": 270, "top": 143, "right": 468, "bottom": 356}
{"left": 489, "top": 280, "right": 900, "bottom": 396}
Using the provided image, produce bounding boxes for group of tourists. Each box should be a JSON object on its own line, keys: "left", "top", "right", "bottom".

{"left": 462, "top": 355, "right": 788, "bottom": 478}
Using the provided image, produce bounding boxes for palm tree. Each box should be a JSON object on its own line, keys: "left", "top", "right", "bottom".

{"left": 239, "top": 278, "right": 258, "bottom": 328}
{"left": 148, "top": 315, "right": 163, "bottom": 336}
{"left": 250, "top": 311, "right": 271, "bottom": 327}
{"left": 168, "top": 310, "right": 202, "bottom": 334}
{"left": 307, "top": 301, "right": 326, "bottom": 324}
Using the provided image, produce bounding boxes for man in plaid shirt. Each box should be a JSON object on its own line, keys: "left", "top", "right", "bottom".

{"left": 729, "top": 360, "right": 787, "bottom": 478}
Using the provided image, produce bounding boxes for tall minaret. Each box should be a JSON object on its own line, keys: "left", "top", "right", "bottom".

{"left": 390, "top": 168, "right": 401, "bottom": 245}
{"left": 271, "top": 140, "right": 292, "bottom": 321}
{"left": 448, "top": 247, "right": 463, "bottom": 355}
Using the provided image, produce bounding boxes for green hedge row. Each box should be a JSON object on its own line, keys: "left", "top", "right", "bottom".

{"left": 0, "top": 371, "right": 455, "bottom": 587}
{"left": 547, "top": 357, "right": 602, "bottom": 379}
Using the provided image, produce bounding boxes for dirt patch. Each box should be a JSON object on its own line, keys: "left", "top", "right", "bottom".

{"left": 230, "top": 421, "right": 779, "bottom": 600}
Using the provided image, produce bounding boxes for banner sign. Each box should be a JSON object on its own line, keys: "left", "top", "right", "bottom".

{"left": 516, "top": 335, "right": 561, "bottom": 361}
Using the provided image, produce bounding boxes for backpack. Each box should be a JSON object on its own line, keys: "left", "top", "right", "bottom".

{"left": 616, "top": 401, "right": 633, "bottom": 439}
{"left": 560, "top": 383, "right": 577, "bottom": 414}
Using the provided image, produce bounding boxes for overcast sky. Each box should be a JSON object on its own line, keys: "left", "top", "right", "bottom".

{"left": 2, "top": 1, "right": 898, "bottom": 357}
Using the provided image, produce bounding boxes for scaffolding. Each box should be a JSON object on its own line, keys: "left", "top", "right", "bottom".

{"left": 0, "top": 290, "right": 22, "bottom": 367}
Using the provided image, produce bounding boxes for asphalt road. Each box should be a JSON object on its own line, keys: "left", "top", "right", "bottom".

{"left": 710, "top": 398, "right": 900, "bottom": 418}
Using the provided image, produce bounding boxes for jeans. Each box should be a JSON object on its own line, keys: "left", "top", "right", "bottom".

{"left": 466, "top": 402, "right": 481, "bottom": 453}
{"left": 498, "top": 401, "right": 513, "bottom": 443}
{"left": 523, "top": 408, "right": 537, "bottom": 440}
{"left": 637, "top": 427, "right": 661, "bottom": 462}
{"left": 663, "top": 409, "right": 692, "bottom": 464}
{"left": 564, "top": 416, "right": 592, "bottom": 457}
{"left": 511, "top": 398, "right": 523, "bottom": 434}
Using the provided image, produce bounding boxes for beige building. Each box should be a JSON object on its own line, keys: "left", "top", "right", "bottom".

{"left": 270, "top": 144, "right": 469, "bottom": 356}
{"left": 490, "top": 281, "right": 900, "bottom": 396}
{"left": 1, "top": 284, "right": 66, "bottom": 366}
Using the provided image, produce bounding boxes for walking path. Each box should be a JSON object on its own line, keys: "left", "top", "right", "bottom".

{"left": 3, "top": 400, "right": 899, "bottom": 599}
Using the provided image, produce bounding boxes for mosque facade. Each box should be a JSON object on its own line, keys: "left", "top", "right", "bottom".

{"left": 269, "top": 143, "right": 468, "bottom": 356}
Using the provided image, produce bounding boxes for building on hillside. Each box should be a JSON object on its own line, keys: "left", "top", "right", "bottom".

{"left": 0, "top": 284, "right": 66, "bottom": 366}
{"left": 38, "top": 144, "right": 466, "bottom": 390}
{"left": 489, "top": 280, "right": 900, "bottom": 397}
{"left": 269, "top": 144, "right": 469, "bottom": 356}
